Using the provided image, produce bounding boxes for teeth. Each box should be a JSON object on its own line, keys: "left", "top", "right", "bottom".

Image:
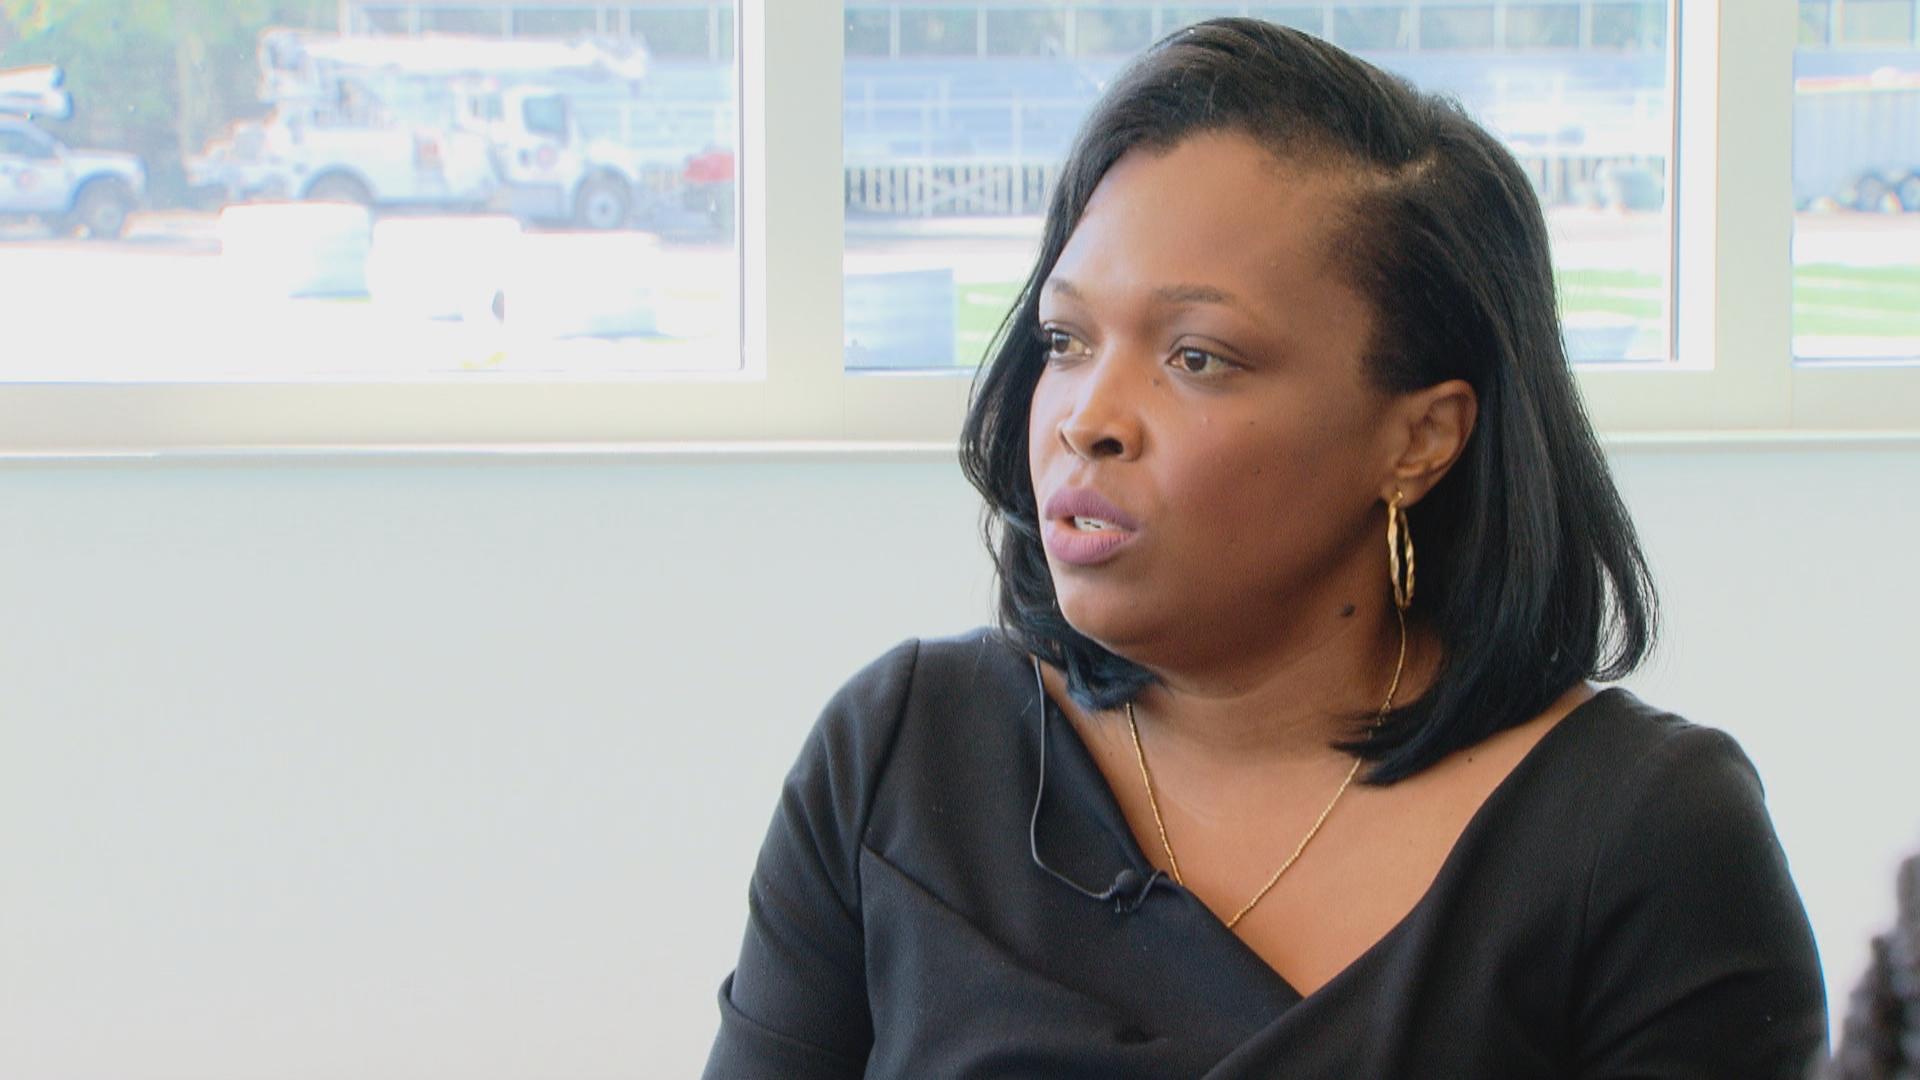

{"left": 1072, "top": 516, "right": 1113, "bottom": 531}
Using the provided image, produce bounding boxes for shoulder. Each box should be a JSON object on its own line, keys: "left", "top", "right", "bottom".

{"left": 1562, "top": 690, "right": 1767, "bottom": 832}
{"left": 819, "top": 626, "right": 1021, "bottom": 728}
{"left": 799, "top": 627, "right": 1026, "bottom": 787}
{"left": 1597, "top": 695, "right": 1805, "bottom": 922}
{"left": 902, "top": 625, "right": 1028, "bottom": 686}
{"left": 1562, "top": 693, "right": 1825, "bottom": 1070}
{"left": 1537, "top": 690, "right": 1782, "bottom": 892}
{"left": 774, "top": 628, "right": 1032, "bottom": 887}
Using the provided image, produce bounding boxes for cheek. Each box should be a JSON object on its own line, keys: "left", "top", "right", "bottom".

{"left": 1025, "top": 376, "right": 1061, "bottom": 467}
{"left": 1168, "top": 418, "right": 1341, "bottom": 531}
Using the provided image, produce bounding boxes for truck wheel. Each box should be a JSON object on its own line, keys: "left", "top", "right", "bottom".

{"left": 574, "top": 174, "right": 631, "bottom": 230}
{"left": 67, "top": 178, "right": 134, "bottom": 240}
{"left": 305, "top": 173, "right": 373, "bottom": 206}
{"left": 1898, "top": 173, "right": 1920, "bottom": 213}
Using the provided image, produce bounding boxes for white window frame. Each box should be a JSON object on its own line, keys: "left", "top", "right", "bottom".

{"left": 1, "top": 0, "right": 1916, "bottom": 455}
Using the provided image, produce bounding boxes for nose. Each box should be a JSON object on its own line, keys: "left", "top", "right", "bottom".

{"left": 1054, "top": 351, "right": 1145, "bottom": 462}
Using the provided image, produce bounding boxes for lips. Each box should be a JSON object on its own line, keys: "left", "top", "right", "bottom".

{"left": 1040, "top": 487, "right": 1140, "bottom": 566}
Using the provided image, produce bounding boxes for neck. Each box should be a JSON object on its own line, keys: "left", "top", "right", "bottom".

{"left": 1127, "top": 601, "right": 1424, "bottom": 767}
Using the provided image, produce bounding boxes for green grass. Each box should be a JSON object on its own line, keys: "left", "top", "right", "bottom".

{"left": 1559, "top": 268, "right": 1664, "bottom": 290}
{"left": 1556, "top": 269, "right": 1667, "bottom": 360}
{"left": 1794, "top": 263, "right": 1920, "bottom": 338}
{"left": 955, "top": 281, "right": 1024, "bottom": 366}
{"left": 1555, "top": 268, "right": 1665, "bottom": 322}
{"left": 937, "top": 263, "right": 1920, "bottom": 365}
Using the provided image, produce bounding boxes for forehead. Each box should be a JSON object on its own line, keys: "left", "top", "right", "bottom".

{"left": 1046, "top": 133, "right": 1359, "bottom": 303}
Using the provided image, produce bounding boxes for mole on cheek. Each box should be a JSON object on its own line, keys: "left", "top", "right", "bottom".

{"left": 1340, "top": 604, "right": 1356, "bottom": 617}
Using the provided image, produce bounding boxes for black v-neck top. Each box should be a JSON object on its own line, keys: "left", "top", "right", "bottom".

{"left": 704, "top": 630, "right": 1826, "bottom": 1078}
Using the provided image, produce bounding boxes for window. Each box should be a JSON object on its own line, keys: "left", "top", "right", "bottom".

{"left": 362, "top": 7, "right": 412, "bottom": 35}
{"left": 900, "top": 9, "right": 978, "bottom": 56}
{"left": 1332, "top": 5, "right": 1412, "bottom": 51}
{"left": 511, "top": 8, "right": 601, "bottom": 38}
{"left": 0, "top": 1, "right": 740, "bottom": 390}
{"left": 0, "top": 122, "right": 56, "bottom": 158}
{"left": 420, "top": 8, "right": 507, "bottom": 35}
{"left": 1165, "top": 6, "right": 1244, "bottom": 27}
{"left": 843, "top": 1, "right": 1673, "bottom": 371}
{"left": 1504, "top": 4, "right": 1581, "bottom": 49}
{"left": 1593, "top": 2, "right": 1667, "bottom": 50}
{"left": 522, "top": 95, "right": 569, "bottom": 138}
{"left": 845, "top": 9, "right": 893, "bottom": 57}
{"left": 1791, "top": 18, "right": 1920, "bottom": 365}
{"left": 1247, "top": 7, "right": 1328, "bottom": 36}
{"left": 1837, "top": 0, "right": 1917, "bottom": 46}
{"left": 630, "top": 9, "right": 717, "bottom": 58}
{"left": 1074, "top": 9, "right": 1156, "bottom": 56}
{"left": 985, "top": 9, "right": 1067, "bottom": 57}
{"left": 1798, "top": 1, "right": 1833, "bottom": 46}
{"left": 4, "top": 3, "right": 1919, "bottom": 451}
{"left": 1420, "top": 6, "right": 1497, "bottom": 50}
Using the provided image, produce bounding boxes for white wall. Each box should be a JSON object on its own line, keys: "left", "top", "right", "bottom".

{"left": 1, "top": 443, "right": 1913, "bottom": 1077}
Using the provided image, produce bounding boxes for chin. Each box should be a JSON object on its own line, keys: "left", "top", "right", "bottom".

{"left": 1052, "top": 586, "right": 1148, "bottom": 658}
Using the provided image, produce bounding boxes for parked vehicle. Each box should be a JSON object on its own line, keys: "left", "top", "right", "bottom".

{"left": 680, "top": 145, "right": 735, "bottom": 236}
{"left": 186, "top": 119, "right": 284, "bottom": 203}
{"left": 189, "top": 31, "right": 671, "bottom": 229}
{"left": 1794, "top": 67, "right": 1920, "bottom": 212}
{"left": 0, "top": 65, "right": 145, "bottom": 239}
{"left": 188, "top": 103, "right": 498, "bottom": 212}
{"left": 458, "top": 83, "right": 652, "bottom": 228}
{"left": 271, "top": 105, "right": 497, "bottom": 211}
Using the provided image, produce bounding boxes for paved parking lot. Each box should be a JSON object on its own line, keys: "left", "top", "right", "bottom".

{"left": 1, "top": 208, "right": 739, "bottom": 379}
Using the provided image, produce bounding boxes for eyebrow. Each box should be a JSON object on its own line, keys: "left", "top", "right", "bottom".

{"left": 1046, "top": 277, "right": 1243, "bottom": 309}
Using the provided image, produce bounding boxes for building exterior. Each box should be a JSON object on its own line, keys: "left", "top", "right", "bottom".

{"left": 337, "top": 1, "right": 1920, "bottom": 54}
{"left": 338, "top": 1, "right": 734, "bottom": 61}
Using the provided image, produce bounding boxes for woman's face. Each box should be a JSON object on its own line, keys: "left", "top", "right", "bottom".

{"left": 1027, "top": 132, "right": 1407, "bottom": 675}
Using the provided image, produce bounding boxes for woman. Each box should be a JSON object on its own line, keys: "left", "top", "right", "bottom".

{"left": 706, "top": 19, "right": 1824, "bottom": 1078}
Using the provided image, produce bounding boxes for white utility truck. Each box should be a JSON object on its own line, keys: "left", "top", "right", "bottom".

{"left": 0, "top": 65, "right": 145, "bottom": 238}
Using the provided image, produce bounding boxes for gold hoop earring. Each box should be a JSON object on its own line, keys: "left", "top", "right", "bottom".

{"left": 1387, "top": 490, "right": 1415, "bottom": 612}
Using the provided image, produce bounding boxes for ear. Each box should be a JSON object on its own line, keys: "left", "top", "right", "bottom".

{"left": 1382, "top": 379, "right": 1477, "bottom": 506}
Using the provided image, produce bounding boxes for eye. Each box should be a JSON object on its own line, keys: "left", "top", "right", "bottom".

{"left": 1038, "top": 324, "right": 1090, "bottom": 362}
{"left": 1171, "top": 346, "right": 1236, "bottom": 377}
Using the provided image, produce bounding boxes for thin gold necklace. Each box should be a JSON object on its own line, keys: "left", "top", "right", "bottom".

{"left": 1124, "top": 607, "right": 1407, "bottom": 929}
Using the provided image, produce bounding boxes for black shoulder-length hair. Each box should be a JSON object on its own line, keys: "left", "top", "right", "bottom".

{"left": 958, "top": 17, "right": 1657, "bottom": 784}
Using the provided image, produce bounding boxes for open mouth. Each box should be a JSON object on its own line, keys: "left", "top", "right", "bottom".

{"left": 1043, "top": 514, "right": 1138, "bottom": 566}
{"left": 1039, "top": 488, "right": 1141, "bottom": 560}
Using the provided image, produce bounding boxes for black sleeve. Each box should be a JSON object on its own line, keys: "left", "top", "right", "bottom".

{"left": 703, "top": 640, "right": 919, "bottom": 1080}
{"left": 1573, "top": 724, "right": 1828, "bottom": 1078}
